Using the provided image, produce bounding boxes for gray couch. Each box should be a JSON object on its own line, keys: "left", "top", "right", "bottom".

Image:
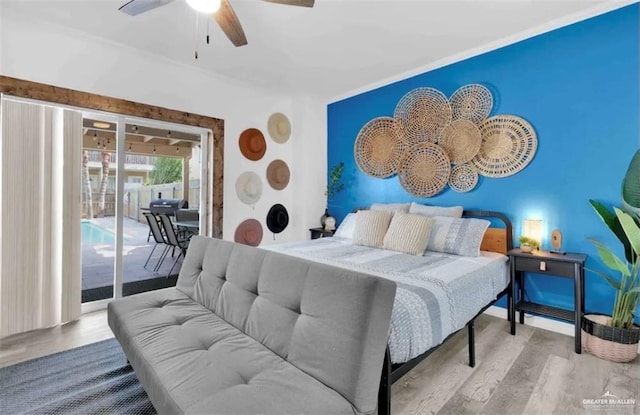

{"left": 108, "top": 236, "right": 396, "bottom": 414}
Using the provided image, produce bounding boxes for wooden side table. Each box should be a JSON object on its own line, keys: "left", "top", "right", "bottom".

{"left": 309, "top": 227, "right": 334, "bottom": 239}
{"left": 508, "top": 248, "right": 587, "bottom": 353}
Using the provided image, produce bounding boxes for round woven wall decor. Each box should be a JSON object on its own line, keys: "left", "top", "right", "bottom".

{"left": 471, "top": 115, "right": 537, "bottom": 178}
{"left": 354, "top": 116, "right": 406, "bottom": 178}
{"left": 398, "top": 143, "right": 451, "bottom": 197}
{"left": 450, "top": 84, "right": 493, "bottom": 124}
{"left": 449, "top": 164, "right": 478, "bottom": 193}
{"left": 394, "top": 88, "right": 452, "bottom": 145}
{"left": 439, "top": 120, "right": 482, "bottom": 164}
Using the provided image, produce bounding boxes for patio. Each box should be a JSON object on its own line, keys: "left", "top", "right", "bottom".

{"left": 82, "top": 217, "right": 185, "bottom": 294}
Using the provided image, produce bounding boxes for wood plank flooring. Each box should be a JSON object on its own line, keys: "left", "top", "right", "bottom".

{"left": 1, "top": 311, "right": 638, "bottom": 414}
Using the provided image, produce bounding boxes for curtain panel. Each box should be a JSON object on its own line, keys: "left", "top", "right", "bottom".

{"left": 0, "top": 99, "right": 82, "bottom": 337}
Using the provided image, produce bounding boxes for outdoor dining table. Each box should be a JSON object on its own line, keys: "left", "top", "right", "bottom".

{"left": 174, "top": 220, "right": 200, "bottom": 232}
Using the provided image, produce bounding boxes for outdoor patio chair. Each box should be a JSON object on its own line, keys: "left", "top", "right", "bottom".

{"left": 158, "top": 213, "right": 190, "bottom": 278}
{"left": 143, "top": 212, "right": 170, "bottom": 273}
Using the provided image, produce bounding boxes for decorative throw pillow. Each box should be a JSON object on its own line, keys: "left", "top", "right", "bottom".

{"left": 370, "top": 202, "right": 411, "bottom": 213}
{"left": 352, "top": 210, "right": 393, "bottom": 248}
{"left": 425, "top": 216, "right": 490, "bottom": 257}
{"left": 333, "top": 213, "right": 357, "bottom": 240}
{"left": 383, "top": 213, "right": 435, "bottom": 256}
{"left": 409, "top": 202, "right": 463, "bottom": 218}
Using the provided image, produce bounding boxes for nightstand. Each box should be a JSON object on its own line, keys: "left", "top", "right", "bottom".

{"left": 309, "top": 227, "right": 335, "bottom": 239}
{"left": 508, "top": 248, "right": 587, "bottom": 353}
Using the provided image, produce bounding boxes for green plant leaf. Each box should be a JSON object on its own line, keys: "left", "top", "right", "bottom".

{"left": 622, "top": 150, "right": 640, "bottom": 208}
{"left": 587, "top": 237, "right": 631, "bottom": 277}
{"left": 590, "top": 199, "right": 634, "bottom": 263}
{"left": 627, "top": 287, "right": 640, "bottom": 295}
{"left": 615, "top": 207, "right": 640, "bottom": 259}
{"left": 586, "top": 267, "right": 621, "bottom": 290}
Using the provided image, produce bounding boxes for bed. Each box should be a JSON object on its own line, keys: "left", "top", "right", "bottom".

{"left": 264, "top": 209, "right": 513, "bottom": 414}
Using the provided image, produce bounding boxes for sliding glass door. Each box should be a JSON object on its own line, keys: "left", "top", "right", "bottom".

{"left": 81, "top": 115, "right": 209, "bottom": 308}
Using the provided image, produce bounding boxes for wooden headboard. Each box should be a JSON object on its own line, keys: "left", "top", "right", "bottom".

{"left": 463, "top": 210, "right": 513, "bottom": 255}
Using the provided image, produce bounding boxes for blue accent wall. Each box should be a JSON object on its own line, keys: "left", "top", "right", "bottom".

{"left": 327, "top": 4, "right": 639, "bottom": 318}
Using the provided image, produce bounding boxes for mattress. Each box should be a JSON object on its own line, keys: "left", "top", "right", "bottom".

{"left": 263, "top": 237, "right": 509, "bottom": 363}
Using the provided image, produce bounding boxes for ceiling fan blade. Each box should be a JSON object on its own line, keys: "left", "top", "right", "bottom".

{"left": 213, "top": 0, "right": 248, "bottom": 47}
{"left": 261, "top": 0, "right": 315, "bottom": 7}
{"left": 119, "top": 0, "right": 175, "bottom": 16}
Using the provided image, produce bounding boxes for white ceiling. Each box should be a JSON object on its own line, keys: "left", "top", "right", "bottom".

{"left": 2, "top": 0, "right": 632, "bottom": 99}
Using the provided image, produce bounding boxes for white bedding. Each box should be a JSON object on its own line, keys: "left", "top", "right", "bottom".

{"left": 263, "top": 237, "right": 509, "bottom": 363}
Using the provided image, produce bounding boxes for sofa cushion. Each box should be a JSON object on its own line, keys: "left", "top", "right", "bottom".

{"left": 108, "top": 288, "right": 354, "bottom": 415}
{"left": 172, "top": 236, "right": 395, "bottom": 414}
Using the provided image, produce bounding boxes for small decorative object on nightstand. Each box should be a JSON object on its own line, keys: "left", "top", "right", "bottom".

{"left": 309, "top": 227, "right": 335, "bottom": 240}
{"left": 508, "top": 248, "right": 587, "bottom": 354}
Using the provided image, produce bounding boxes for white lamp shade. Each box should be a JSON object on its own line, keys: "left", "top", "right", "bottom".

{"left": 186, "top": 0, "right": 221, "bottom": 13}
{"left": 523, "top": 219, "right": 543, "bottom": 246}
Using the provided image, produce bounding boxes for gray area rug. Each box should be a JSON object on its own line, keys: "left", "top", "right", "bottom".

{"left": 0, "top": 338, "right": 155, "bottom": 414}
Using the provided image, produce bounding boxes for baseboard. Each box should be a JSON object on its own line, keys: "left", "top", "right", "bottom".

{"left": 483, "top": 306, "right": 640, "bottom": 354}
{"left": 484, "top": 305, "right": 577, "bottom": 337}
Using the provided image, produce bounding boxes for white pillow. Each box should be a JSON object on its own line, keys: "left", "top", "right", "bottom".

{"left": 425, "top": 216, "right": 490, "bottom": 257}
{"left": 370, "top": 203, "right": 411, "bottom": 213}
{"left": 409, "top": 202, "right": 463, "bottom": 218}
{"left": 383, "top": 213, "right": 435, "bottom": 256}
{"left": 333, "top": 213, "right": 357, "bottom": 240}
{"left": 352, "top": 210, "right": 393, "bottom": 248}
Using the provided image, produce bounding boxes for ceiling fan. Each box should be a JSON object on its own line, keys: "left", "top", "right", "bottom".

{"left": 119, "top": 0, "right": 314, "bottom": 47}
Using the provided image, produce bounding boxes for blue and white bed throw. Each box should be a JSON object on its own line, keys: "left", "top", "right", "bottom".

{"left": 263, "top": 237, "right": 508, "bottom": 363}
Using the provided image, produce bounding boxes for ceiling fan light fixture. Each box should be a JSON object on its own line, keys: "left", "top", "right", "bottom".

{"left": 186, "top": 0, "right": 221, "bottom": 14}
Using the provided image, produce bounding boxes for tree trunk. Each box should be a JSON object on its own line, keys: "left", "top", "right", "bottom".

{"left": 98, "top": 151, "right": 110, "bottom": 217}
{"left": 82, "top": 150, "right": 94, "bottom": 219}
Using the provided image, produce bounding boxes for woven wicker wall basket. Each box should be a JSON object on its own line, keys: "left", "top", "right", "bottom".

{"left": 398, "top": 143, "right": 451, "bottom": 197}
{"left": 439, "top": 120, "right": 482, "bottom": 164}
{"left": 449, "top": 164, "right": 478, "bottom": 193}
{"left": 450, "top": 84, "right": 493, "bottom": 124}
{"left": 471, "top": 115, "right": 537, "bottom": 178}
{"left": 354, "top": 116, "right": 406, "bottom": 178}
{"left": 394, "top": 88, "right": 452, "bottom": 146}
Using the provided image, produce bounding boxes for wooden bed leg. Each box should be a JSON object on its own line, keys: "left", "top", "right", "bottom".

{"left": 467, "top": 320, "right": 476, "bottom": 368}
{"left": 378, "top": 347, "right": 391, "bottom": 415}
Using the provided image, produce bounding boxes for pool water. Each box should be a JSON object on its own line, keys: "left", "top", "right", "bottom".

{"left": 82, "top": 221, "right": 116, "bottom": 244}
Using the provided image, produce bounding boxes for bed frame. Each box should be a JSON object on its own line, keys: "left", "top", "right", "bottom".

{"left": 377, "top": 210, "right": 513, "bottom": 415}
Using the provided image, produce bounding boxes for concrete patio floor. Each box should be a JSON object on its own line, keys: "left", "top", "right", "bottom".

{"left": 82, "top": 217, "right": 185, "bottom": 292}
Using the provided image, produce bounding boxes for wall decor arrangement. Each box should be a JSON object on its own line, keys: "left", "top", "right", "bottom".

{"left": 234, "top": 218, "right": 263, "bottom": 247}
{"left": 354, "top": 83, "right": 538, "bottom": 197}
{"left": 239, "top": 128, "right": 267, "bottom": 161}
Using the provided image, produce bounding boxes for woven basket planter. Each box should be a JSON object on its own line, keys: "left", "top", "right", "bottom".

{"left": 581, "top": 314, "right": 639, "bottom": 363}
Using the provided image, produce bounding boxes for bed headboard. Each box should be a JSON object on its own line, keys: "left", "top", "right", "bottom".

{"left": 462, "top": 210, "right": 513, "bottom": 255}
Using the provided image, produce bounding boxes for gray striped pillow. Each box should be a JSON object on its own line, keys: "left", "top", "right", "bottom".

{"left": 352, "top": 210, "right": 393, "bottom": 248}
{"left": 383, "top": 213, "right": 435, "bottom": 255}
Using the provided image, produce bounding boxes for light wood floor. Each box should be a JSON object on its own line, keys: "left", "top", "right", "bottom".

{"left": 1, "top": 311, "right": 638, "bottom": 414}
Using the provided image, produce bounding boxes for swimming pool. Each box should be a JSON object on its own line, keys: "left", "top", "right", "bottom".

{"left": 82, "top": 221, "right": 116, "bottom": 244}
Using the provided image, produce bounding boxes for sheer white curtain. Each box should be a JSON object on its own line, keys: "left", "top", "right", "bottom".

{"left": 0, "top": 99, "right": 82, "bottom": 337}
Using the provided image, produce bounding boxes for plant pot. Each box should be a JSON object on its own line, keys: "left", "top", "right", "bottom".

{"left": 581, "top": 314, "right": 640, "bottom": 363}
{"left": 520, "top": 244, "right": 533, "bottom": 253}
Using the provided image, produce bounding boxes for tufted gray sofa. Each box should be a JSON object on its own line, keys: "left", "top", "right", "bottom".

{"left": 108, "top": 236, "right": 396, "bottom": 414}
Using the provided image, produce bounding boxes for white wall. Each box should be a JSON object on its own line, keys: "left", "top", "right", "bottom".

{"left": 0, "top": 4, "right": 327, "bottom": 244}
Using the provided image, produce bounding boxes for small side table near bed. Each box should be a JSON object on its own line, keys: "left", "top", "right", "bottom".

{"left": 309, "top": 227, "right": 335, "bottom": 239}
{"left": 508, "top": 248, "right": 587, "bottom": 354}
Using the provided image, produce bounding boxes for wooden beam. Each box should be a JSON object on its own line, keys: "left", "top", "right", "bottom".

{"left": 143, "top": 135, "right": 155, "bottom": 142}
{"left": 0, "top": 75, "right": 224, "bottom": 238}
{"left": 168, "top": 138, "right": 180, "bottom": 146}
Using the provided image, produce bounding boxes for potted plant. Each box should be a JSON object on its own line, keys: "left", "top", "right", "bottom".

{"left": 321, "top": 162, "right": 345, "bottom": 230}
{"left": 584, "top": 200, "right": 640, "bottom": 362}
{"left": 518, "top": 236, "right": 540, "bottom": 253}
